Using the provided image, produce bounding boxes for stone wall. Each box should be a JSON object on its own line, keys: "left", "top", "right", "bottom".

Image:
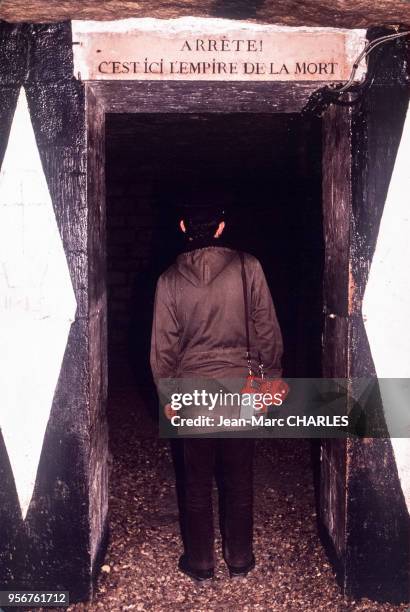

{"left": 106, "top": 163, "right": 157, "bottom": 356}
{"left": 105, "top": 112, "right": 324, "bottom": 378}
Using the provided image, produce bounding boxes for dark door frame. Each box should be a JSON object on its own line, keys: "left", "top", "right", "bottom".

{"left": 86, "top": 80, "right": 328, "bottom": 115}
{"left": 85, "top": 73, "right": 336, "bottom": 583}
{"left": 85, "top": 75, "right": 410, "bottom": 604}
{"left": 85, "top": 77, "right": 333, "bottom": 462}
{"left": 85, "top": 78, "right": 334, "bottom": 410}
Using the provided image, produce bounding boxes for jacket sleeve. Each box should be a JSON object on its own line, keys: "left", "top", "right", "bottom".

{"left": 150, "top": 272, "right": 180, "bottom": 401}
{"left": 250, "top": 257, "right": 284, "bottom": 378}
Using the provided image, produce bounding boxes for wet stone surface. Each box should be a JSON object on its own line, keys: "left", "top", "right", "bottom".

{"left": 44, "top": 363, "right": 409, "bottom": 612}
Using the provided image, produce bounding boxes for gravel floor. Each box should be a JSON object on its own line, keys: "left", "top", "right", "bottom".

{"left": 59, "top": 363, "right": 409, "bottom": 612}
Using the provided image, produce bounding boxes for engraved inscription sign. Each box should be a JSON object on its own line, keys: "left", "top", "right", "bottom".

{"left": 72, "top": 18, "right": 367, "bottom": 83}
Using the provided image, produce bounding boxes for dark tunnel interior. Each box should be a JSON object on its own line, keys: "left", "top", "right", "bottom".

{"left": 105, "top": 112, "right": 324, "bottom": 410}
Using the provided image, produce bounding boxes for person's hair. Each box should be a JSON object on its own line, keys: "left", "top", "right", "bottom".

{"left": 182, "top": 206, "right": 224, "bottom": 241}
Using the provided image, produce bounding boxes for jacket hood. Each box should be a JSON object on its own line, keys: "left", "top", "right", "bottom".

{"left": 175, "top": 246, "right": 238, "bottom": 287}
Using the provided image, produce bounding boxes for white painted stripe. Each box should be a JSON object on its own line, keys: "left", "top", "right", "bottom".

{"left": 0, "top": 88, "right": 77, "bottom": 519}
{"left": 362, "top": 101, "right": 410, "bottom": 511}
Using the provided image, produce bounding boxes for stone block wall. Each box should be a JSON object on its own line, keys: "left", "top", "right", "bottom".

{"left": 105, "top": 113, "right": 324, "bottom": 378}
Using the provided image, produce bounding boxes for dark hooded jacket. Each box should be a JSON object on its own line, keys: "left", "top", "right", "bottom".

{"left": 150, "top": 245, "right": 283, "bottom": 392}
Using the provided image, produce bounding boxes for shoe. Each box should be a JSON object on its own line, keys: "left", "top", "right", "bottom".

{"left": 227, "top": 554, "right": 256, "bottom": 578}
{"left": 178, "top": 555, "right": 214, "bottom": 582}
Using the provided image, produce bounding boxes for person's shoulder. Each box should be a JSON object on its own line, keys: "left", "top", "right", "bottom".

{"left": 157, "top": 262, "right": 178, "bottom": 286}
{"left": 241, "top": 251, "right": 262, "bottom": 270}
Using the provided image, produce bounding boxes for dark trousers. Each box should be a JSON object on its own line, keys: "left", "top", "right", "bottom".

{"left": 182, "top": 437, "right": 255, "bottom": 570}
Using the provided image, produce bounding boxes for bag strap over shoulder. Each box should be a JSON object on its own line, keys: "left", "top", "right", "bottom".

{"left": 238, "top": 251, "right": 264, "bottom": 378}
{"left": 239, "top": 251, "right": 251, "bottom": 362}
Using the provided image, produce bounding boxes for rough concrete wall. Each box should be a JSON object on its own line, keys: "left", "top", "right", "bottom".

{"left": 0, "top": 0, "right": 409, "bottom": 28}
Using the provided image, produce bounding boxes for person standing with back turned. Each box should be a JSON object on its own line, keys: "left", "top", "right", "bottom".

{"left": 150, "top": 198, "right": 283, "bottom": 582}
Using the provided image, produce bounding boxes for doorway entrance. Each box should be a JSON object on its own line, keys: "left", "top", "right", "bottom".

{"left": 85, "top": 62, "right": 410, "bottom": 602}
{"left": 90, "top": 78, "right": 328, "bottom": 599}
{"left": 105, "top": 111, "right": 323, "bottom": 389}
{"left": 102, "top": 101, "right": 329, "bottom": 611}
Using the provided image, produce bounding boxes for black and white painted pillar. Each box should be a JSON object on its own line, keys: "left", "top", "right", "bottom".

{"left": 0, "top": 22, "right": 109, "bottom": 600}
{"left": 345, "top": 32, "right": 410, "bottom": 602}
{"left": 320, "top": 30, "right": 410, "bottom": 604}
